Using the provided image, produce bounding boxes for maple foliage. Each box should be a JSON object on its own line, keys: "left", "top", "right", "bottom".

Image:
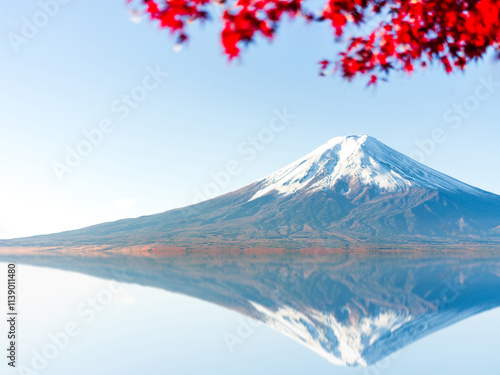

{"left": 128, "top": 0, "right": 500, "bottom": 83}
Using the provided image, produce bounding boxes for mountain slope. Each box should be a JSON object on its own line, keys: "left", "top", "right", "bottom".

{"left": 2, "top": 135, "right": 500, "bottom": 249}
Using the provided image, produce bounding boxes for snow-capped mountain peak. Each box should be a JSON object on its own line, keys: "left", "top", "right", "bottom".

{"left": 250, "top": 301, "right": 412, "bottom": 366}
{"left": 250, "top": 134, "right": 485, "bottom": 201}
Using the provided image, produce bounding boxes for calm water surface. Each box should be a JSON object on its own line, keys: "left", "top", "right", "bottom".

{"left": 2, "top": 251, "right": 500, "bottom": 374}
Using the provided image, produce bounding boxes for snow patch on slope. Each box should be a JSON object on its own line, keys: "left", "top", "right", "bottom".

{"left": 250, "top": 301, "right": 412, "bottom": 366}
{"left": 250, "top": 135, "right": 487, "bottom": 201}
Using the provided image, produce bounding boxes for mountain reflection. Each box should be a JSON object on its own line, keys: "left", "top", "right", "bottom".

{"left": 3, "top": 250, "right": 500, "bottom": 366}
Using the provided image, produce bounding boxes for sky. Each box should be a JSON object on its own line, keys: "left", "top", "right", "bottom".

{"left": 1, "top": 0, "right": 500, "bottom": 239}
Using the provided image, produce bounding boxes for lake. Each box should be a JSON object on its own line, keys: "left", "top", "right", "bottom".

{"left": 1, "top": 250, "right": 500, "bottom": 374}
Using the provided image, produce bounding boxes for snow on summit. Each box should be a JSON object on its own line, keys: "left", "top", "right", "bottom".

{"left": 250, "top": 134, "right": 487, "bottom": 201}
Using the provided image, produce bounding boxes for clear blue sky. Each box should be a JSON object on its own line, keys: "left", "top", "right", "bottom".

{"left": 1, "top": 1, "right": 499, "bottom": 238}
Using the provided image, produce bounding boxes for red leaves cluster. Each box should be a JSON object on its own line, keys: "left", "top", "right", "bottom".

{"left": 130, "top": 0, "right": 500, "bottom": 83}
{"left": 133, "top": 0, "right": 211, "bottom": 45}
{"left": 332, "top": 0, "right": 500, "bottom": 82}
{"left": 221, "top": 0, "right": 303, "bottom": 58}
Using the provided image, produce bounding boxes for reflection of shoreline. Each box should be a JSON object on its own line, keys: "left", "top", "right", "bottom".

{"left": 2, "top": 250, "right": 500, "bottom": 366}
{"left": 1, "top": 242, "right": 500, "bottom": 257}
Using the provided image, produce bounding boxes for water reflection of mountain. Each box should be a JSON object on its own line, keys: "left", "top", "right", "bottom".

{"left": 4, "top": 251, "right": 500, "bottom": 366}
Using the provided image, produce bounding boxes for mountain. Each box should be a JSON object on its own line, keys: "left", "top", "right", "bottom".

{"left": 2, "top": 134, "right": 500, "bottom": 249}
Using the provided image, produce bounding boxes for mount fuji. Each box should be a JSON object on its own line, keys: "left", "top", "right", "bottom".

{"left": 3, "top": 135, "right": 500, "bottom": 250}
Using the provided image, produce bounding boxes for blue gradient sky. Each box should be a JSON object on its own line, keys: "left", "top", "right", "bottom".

{"left": 1, "top": 1, "right": 499, "bottom": 238}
